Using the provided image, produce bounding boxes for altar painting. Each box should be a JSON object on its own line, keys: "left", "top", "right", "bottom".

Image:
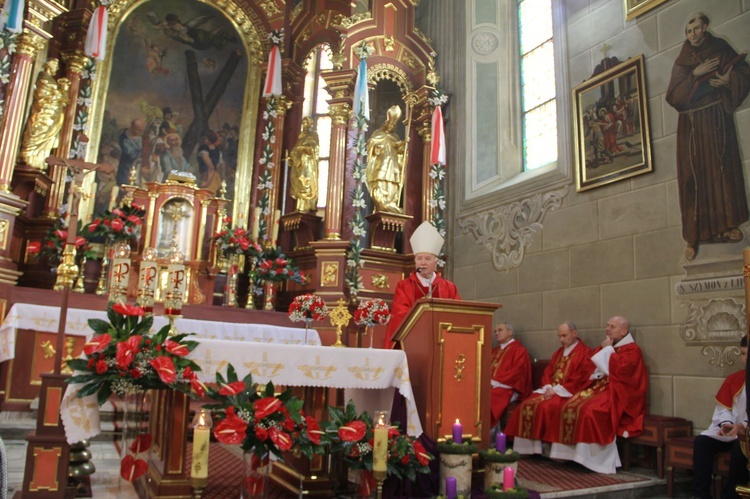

{"left": 94, "top": 0, "right": 247, "bottom": 214}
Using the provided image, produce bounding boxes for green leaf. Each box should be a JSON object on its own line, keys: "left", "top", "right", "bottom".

{"left": 227, "top": 363, "right": 238, "bottom": 383}
{"left": 152, "top": 325, "right": 170, "bottom": 345}
{"left": 66, "top": 359, "right": 89, "bottom": 371}
{"left": 132, "top": 315, "right": 154, "bottom": 336}
{"left": 77, "top": 380, "right": 103, "bottom": 398}
{"left": 96, "top": 384, "right": 112, "bottom": 406}
{"left": 88, "top": 319, "right": 112, "bottom": 335}
{"left": 264, "top": 381, "right": 275, "bottom": 397}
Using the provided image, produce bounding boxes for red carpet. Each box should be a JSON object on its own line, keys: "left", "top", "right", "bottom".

{"left": 516, "top": 455, "right": 653, "bottom": 494}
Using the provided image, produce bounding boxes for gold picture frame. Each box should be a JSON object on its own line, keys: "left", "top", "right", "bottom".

{"left": 573, "top": 55, "right": 652, "bottom": 192}
{"left": 624, "top": 0, "right": 671, "bottom": 21}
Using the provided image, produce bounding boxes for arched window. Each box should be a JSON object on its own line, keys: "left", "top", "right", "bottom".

{"left": 302, "top": 44, "right": 333, "bottom": 209}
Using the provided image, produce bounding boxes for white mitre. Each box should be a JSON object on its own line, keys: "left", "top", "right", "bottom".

{"left": 410, "top": 221, "right": 443, "bottom": 255}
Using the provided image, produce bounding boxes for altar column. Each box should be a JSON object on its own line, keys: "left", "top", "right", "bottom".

{"left": 44, "top": 51, "right": 90, "bottom": 219}
{"left": 0, "top": 31, "right": 45, "bottom": 192}
{"left": 418, "top": 120, "right": 434, "bottom": 226}
{"left": 320, "top": 69, "right": 356, "bottom": 240}
{"left": 262, "top": 95, "right": 291, "bottom": 245}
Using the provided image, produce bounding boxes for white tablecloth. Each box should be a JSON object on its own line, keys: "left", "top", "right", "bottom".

{"left": 0, "top": 303, "right": 321, "bottom": 362}
{"left": 60, "top": 339, "right": 422, "bottom": 442}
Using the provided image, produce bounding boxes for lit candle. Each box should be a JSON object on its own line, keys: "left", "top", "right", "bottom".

{"left": 502, "top": 465, "right": 514, "bottom": 492}
{"left": 137, "top": 247, "right": 158, "bottom": 314}
{"left": 191, "top": 409, "right": 212, "bottom": 479}
{"left": 373, "top": 426, "right": 388, "bottom": 473}
{"left": 445, "top": 476, "right": 457, "bottom": 499}
{"left": 109, "top": 241, "right": 131, "bottom": 303}
{"left": 165, "top": 248, "right": 185, "bottom": 316}
{"left": 496, "top": 431, "right": 506, "bottom": 453}
{"left": 452, "top": 419, "right": 462, "bottom": 443}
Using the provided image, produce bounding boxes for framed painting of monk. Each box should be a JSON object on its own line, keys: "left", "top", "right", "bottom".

{"left": 623, "top": 0, "right": 671, "bottom": 21}
{"left": 89, "top": 0, "right": 256, "bottom": 218}
{"left": 572, "top": 55, "right": 652, "bottom": 192}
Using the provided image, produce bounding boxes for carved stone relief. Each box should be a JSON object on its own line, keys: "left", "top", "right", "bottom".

{"left": 457, "top": 186, "right": 568, "bottom": 271}
{"left": 680, "top": 297, "right": 746, "bottom": 369}
{"left": 472, "top": 31, "right": 499, "bottom": 56}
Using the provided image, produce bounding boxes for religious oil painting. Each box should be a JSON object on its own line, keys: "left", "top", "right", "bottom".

{"left": 623, "top": 0, "right": 671, "bottom": 21}
{"left": 94, "top": 0, "right": 246, "bottom": 214}
{"left": 573, "top": 55, "right": 652, "bottom": 192}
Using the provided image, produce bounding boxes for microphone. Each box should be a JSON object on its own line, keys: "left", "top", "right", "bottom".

{"left": 416, "top": 267, "right": 424, "bottom": 273}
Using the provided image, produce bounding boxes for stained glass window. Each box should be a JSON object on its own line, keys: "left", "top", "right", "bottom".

{"left": 302, "top": 45, "right": 333, "bottom": 208}
{"left": 518, "top": 0, "right": 557, "bottom": 171}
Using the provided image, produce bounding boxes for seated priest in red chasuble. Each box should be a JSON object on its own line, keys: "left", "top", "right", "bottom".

{"left": 505, "top": 321, "right": 592, "bottom": 445}
{"left": 490, "top": 322, "right": 532, "bottom": 428}
{"left": 385, "top": 221, "right": 461, "bottom": 349}
{"left": 547, "top": 315, "right": 648, "bottom": 474}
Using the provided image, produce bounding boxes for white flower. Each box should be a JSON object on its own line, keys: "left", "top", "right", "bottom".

{"left": 429, "top": 199, "right": 437, "bottom": 208}
{"left": 439, "top": 199, "right": 446, "bottom": 210}
{"left": 352, "top": 226, "right": 366, "bottom": 237}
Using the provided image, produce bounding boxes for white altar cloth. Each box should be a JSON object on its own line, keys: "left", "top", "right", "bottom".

{"left": 0, "top": 303, "right": 321, "bottom": 362}
{"left": 60, "top": 339, "right": 422, "bottom": 443}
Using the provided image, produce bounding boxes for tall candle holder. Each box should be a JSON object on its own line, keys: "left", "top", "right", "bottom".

{"left": 165, "top": 246, "right": 186, "bottom": 336}
{"left": 136, "top": 247, "right": 158, "bottom": 314}
{"left": 373, "top": 409, "right": 389, "bottom": 499}
{"left": 244, "top": 256, "right": 256, "bottom": 310}
{"left": 108, "top": 241, "right": 131, "bottom": 303}
{"left": 95, "top": 243, "right": 110, "bottom": 295}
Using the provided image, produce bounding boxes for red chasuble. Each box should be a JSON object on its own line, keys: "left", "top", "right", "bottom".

{"left": 557, "top": 340, "right": 647, "bottom": 445}
{"left": 505, "top": 340, "right": 591, "bottom": 440}
{"left": 716, "top": 370, "right": 746, "bottom": 409}
{"left": 384, "top": 271, "right": 460, "bottom": 349}
{"left": 490, "top": 340, "right": 532, "bottom": 427}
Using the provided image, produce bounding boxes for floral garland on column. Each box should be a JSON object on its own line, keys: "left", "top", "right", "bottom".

{"left": 255, "top": 29, "right": 283, "bottom": 244}
{"left": 70, "top": 59, "right": 96, "bottom": 159}
{"left": 344, "top": 42, "right": 373, "bottom": 300}
{"left": 0, "top": 28, "right": 18, "bottom": 120}
{"left": 428, "top": 88, "right": 449, "bottom": 265}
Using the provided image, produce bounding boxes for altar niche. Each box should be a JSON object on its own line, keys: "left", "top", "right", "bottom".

{"left": 87, "top": 0, "right": 263, "bottom": 223}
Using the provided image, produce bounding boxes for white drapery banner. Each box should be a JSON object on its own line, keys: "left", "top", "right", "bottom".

{"left": 0, "top": 303, "right": 321, "bottom": 363}
{"left": 61, "top": 339, "right": 422, "bottom": 443}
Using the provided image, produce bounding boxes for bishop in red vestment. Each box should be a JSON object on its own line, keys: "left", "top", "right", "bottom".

{"left": 548, "top": 315, "right": 648, "bottom": 474}
{"left": 490, "top": 322, "right": 532, "bottom": 428}
{"left": 505, "top": 322, "right": 591, "bottom": 442}
{"left": 385, "top": 221, "right": 461, "bottom": 349}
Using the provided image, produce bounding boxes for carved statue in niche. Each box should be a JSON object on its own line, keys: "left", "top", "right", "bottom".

{"left": 366, "top": 105, "right": 407, "bottom": 214}
{"left": 289, "top": 116, "right": 319, "bottom": 212}
{"left": 20, "top": 59, "right": 71, "bottom": 170}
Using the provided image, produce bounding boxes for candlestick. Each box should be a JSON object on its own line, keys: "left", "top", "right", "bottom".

{"left": 496, "top": 431, "right": 506, "bottom": 452}
{"left": 109, "top": 241, "right": 131, "bottom": 303}
{"left": 503, "top": 465, "right": 514, "bottom": 492}
{"left": 165, "top": 247, "right": 185, "bottom": 335}
{"left": 136, "top": 247, "right": 158, "bottom": 314}
{"left": 452, "top": 419, "right": 462, "bottom": 443}
{"left": 191, "top": 409, "right": 212, "bottom": 479}
{"left": 445, "top": 476, "right": 457, "bottom": 499}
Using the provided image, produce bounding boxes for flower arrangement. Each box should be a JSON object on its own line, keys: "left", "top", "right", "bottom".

{"left": 480, "top": 448, "right": 520, "bottom": 463}
{"left": 87, "top": 203, "right": 146, "bottom": 247}
{"left": 256, "top": 246, "right": 306, "bottom": 284}
{"left": 41, "top": 217, "right": 91, "bottom": 267}
{"left": 204, "top": 364, "right": 328, "bottom": 460}
{"left": 323, "top": 400, "right": 433, "bottom": 481}
{"left": 436, "top": 440, "right": 479, "bottom": 455}
{"left": 288, "top": 294, "right": 328, "bottom": 323}
{"left": 65, "top": 303, "right": 204, "bottom": 406}
{"left": 213, "top": 219, "right": 263, "bottom": 258}
{"left": 353, "top": 299, "right": 391, "bottom": 328}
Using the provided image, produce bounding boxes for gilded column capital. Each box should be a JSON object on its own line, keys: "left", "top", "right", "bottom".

{"left": 329, "top": 104, "right": 351, "bottom": 126}
{"left": 417, "top": 121, "right": 430, "bottom": 141}
{"left": 16, "top": 31, "right": 45, "bottom": 58}
{"left": 62, "top": 51, "right": 91, "bottom": 75}
{"left": 272, "top": 95, "right": 292, "bottom": 116}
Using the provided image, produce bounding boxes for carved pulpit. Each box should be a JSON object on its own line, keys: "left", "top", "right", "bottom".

{"left": 392, "top": 298, "right": 500, "bottom": 444}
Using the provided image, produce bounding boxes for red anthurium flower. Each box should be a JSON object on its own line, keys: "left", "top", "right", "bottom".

{"left": 253, "top": 396, "right": 283, "bottom": 419}
{"left": 149, "top": 356, "right": 176, "bottom": 384}
{"left": 388, "top": 427, "right": 400, "bottom": 438}
{"left": 26, "top": 241, "right": 41, "bottom": 253}
{"left": 54, "top": 229, "right": 67, "bottom": 239}
{"left": 126, "top": 215, "right": 142, "bottom": 225}
{"left": 163, "top": 340, "right": 189, "bottom": 357}
{"left": 110, "top": 218, "right": 124, "bottom": 232}
{"left": 234, "top": 228, "right": 247, "bottom": 237}
{"left": 182, "top": 366, "right": 206, "bottom": 396}
{"left": 95, "top": 359, "right": 108, "bottom": 374}
{"left": 414, "top": 440, "right": 430, "bottom": 466}
{"left": 120, "top": 455, "right": 148, "bottom": 482}
{"left": 112, "top": 303, "right": 146, "bottom": 316}
{"left": 129, "top": 433, "right": 152, "bottom": 454}
{"left": 115, "top": 335, "right": 142, "bottom": 369}
{"left": 83, "top": 333, "right": 111, "bottom": 355}
{"left": 269, "top": 427, "right": 292, "bottom": 451}
{"left": 218, "top": 380, "right": 246, "bottom": 396}
{"left": 213, "top": 406, "right": 247, "bottom": 445}
{"left": 112, "top": 208, "right": 125, "bottom": 217}
{"left": 338, "top": 420, "right": 367, "bottom": 442}
{"left": 87, "top": 220, "right": 100, "bottom": 232}
{"left": 305, "top": 416, "right": 322, "bottom": 445}
{"left": 74, "top": 236, "right": 87, "bottom": 247}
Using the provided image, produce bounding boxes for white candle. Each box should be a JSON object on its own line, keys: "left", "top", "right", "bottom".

{"left": 251, "top": 207, "right": 260, "bottom": 240}
{"left": 373, "top": 426, "right": 388, "bottom": 473}
{"left": 191, "top": 409, "right": 211, "bottom": 479}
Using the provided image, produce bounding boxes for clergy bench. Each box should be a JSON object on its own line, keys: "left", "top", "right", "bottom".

{"left": 500, "top": 359, "right": 549, "bottom": 431}
{"left": 665, "top": 435, "right": 731, "bottom": 498}
{"left": 620, "top": 415, "right": 693, "bottom": 478}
